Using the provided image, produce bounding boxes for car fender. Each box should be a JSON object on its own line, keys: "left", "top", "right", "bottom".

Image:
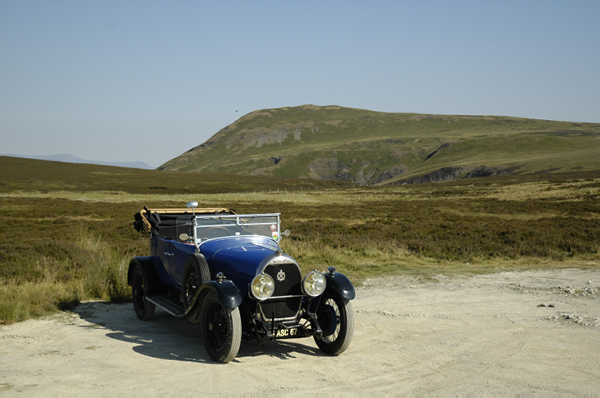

{"left": 324, "top": 271, "right": 355, "bottom": 300}
{"left": 127, "top": 256, "right": 164, "bottom": 296}
{"left": 197, "top": 280, "right": 243, "bottom": 310}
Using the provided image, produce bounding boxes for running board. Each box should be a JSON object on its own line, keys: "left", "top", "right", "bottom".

{"left": 146, "top": 295, "right": 186, "bottom": 317}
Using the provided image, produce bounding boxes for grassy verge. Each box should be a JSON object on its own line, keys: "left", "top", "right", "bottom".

{"left": 1, "top": 228, "right": 130, "bottom": 323}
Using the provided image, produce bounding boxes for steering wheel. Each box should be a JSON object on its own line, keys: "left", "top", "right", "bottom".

{"left": 199, "top": 226, "right": 231, "bottom": 239}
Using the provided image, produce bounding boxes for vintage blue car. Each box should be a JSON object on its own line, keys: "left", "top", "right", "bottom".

{"left": 128, "top": 202, "right": 355, "bottom": 363}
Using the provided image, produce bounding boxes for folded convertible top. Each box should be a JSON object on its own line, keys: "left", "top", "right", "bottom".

{"left": 133, "top": 207, "right": 237, "bottom": 235}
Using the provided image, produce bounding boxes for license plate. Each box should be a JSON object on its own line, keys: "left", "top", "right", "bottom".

{"left": 274, "top": 327, "right": 300, "bottom": 338}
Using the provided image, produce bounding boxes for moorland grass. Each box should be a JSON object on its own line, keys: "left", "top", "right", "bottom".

{"left": 1, "top": 158, "right": 599, "bottom": 323}
{"left": 1, "top": 227, "right": 130, "bottom": 323}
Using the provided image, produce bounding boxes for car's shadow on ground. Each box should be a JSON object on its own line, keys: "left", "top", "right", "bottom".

{"left": 74, "top": 302, "right": 321, "bottom": 364}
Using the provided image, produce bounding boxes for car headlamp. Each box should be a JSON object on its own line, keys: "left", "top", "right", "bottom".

{"left": 250, "top": 273, "right": 275, "bottom": 300}
{"left": 302, "top": 271, "right": 327, "bottom": 297}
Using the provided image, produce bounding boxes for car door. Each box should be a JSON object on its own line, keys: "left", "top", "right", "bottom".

{"left": 170, "top": 241, "right": 196, "bottom": 290}
{"left": 155, "top": 237, "right": 174, "bottom": 288}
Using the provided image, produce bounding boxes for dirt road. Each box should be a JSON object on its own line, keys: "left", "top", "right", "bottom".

{"left": 2, "top": 268, "right": 599, "bottom": 395}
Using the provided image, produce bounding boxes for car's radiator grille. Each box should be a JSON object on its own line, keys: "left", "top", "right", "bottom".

{"left": 265, "top": 263, "right": 302, "bottom": 296}
{"left": 260, "top": 263, "right": 302, "bottom": 320}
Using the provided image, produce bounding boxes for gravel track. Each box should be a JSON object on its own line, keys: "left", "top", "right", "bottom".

{"left": 2, "top": 268, "right": 599, "bottom": 395}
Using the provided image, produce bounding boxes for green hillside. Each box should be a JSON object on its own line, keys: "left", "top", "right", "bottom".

{"left": 158, "top": 105, "right": 600, "bottom": 185}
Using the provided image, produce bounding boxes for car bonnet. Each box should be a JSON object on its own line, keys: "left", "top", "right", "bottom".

{"left": 199, "top": 235, "right": 280, "bottom": 278}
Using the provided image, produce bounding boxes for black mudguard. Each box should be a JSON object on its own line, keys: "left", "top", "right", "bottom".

{"left": 324, "top": 271, "right": 355, "bottom": 300}
{"left": 127, "top": 256, "right": 165, "bottom": 296}
{"left": 197, "top": 280, "right": 243, "bottom": 310}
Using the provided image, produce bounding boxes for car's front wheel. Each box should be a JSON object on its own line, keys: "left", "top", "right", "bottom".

{"left": 200, "top": 291, "right": 242, "bottom": 363}
{"left": 314, "top": 290, "right": 354, "bottom": 355}
{"left": 132, "top": 266, "right": 155, "bottom": 321}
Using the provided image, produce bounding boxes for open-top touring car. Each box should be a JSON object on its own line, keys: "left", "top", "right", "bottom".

{"left": 128, "top": 202, "right": 354, "bottom": 363}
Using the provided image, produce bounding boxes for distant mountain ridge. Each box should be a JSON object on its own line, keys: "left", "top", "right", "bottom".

{"left": 4, "top": 154, "right": 153, "bottom": 170}
{"left": 158, "top": 105, "right": 600, "bottom": 185}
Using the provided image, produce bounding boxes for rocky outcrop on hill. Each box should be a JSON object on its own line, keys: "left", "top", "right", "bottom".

{"left": 390, "top": 166, "right": 469, "bottom": 185}
{"left": 464, "top": 165, "right": 521, "bottom": 178}
{"left": 308, "top": 158, "right": 378, "bottom": 185}
{"left": 370, "top": 165, "right": 409, "bottom": 185}
{"left": 386, "top": 165, "right": 523, "bottom": 185}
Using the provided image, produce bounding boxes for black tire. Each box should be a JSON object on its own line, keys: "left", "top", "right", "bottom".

{"left": 132, "top": 266, "right": 155, "bottom": 321}
{"left": 314, "top": 290, "right": 354, "bottom": 355}
{"left": 182, "top": 254, "right": 210, "bottom": 309}
{"left": 200, "top": 291, "right": 242, "bottom": 363}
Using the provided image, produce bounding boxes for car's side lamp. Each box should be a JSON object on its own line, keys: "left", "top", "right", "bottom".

{"left": 282, "top": 230, "right": 291, "bottom": 237}
{"left": 179, "top": 233, "right": 190, "bottom": 241}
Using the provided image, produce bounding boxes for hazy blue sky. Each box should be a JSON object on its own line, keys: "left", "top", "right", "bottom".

{"left": 2, "top": 1, "right": 599, "bottom": 168}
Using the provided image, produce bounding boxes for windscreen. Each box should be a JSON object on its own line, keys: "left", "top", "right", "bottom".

{"left": 194, "top": 214, "right": 281, "bottom": 242}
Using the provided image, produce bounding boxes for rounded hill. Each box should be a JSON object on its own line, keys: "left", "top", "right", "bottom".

{"left": 158, "top": 105, "right": 600, "bottom": 185}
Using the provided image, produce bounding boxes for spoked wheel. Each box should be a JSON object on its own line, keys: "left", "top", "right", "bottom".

{"left": 314, "top": 290, "right": 354, "bottom": 355}
{"left": 132, "top": 266, "right": 155, "bottom": 321}
{"left": 183, "top": 266, "right": 199, "bottom": 308}
{"left": 200, "top": 291, "right": 242, "bottom": 363}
